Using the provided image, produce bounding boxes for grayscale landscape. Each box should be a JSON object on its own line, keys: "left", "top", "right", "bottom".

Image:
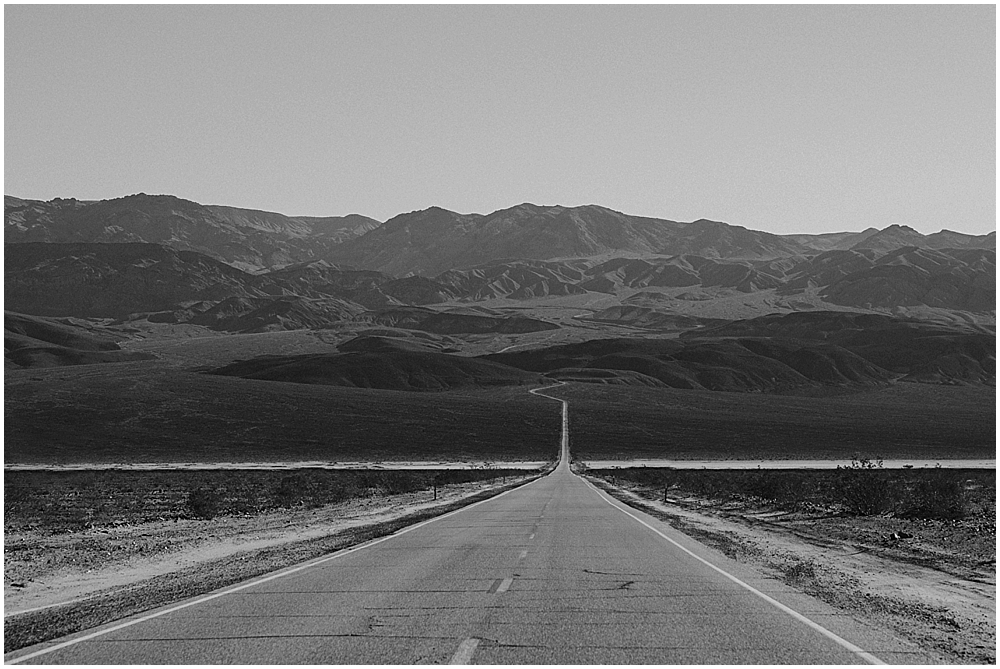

{"left": 4, "top": 5, "right": 995, "bottom": 666}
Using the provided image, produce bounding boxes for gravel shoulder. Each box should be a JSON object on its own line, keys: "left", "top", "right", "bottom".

{"left": 587, "top": 475, "right": 995, "bottom": 664}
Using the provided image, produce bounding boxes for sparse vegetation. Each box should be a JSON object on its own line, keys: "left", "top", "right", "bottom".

{"left": 590, "top": 466, "right": 996, "bottom": 664}
{"left": 836, "top": 457, "right": 894, "bottom": 516}
{"left": 185, "top": 487, "right": 221, "bottom": 520}
{"left": 4, "top": 468, "right": 535, "bottom": 532}
{"left": 588, "top": 466, "right": 994, "bottom": 520}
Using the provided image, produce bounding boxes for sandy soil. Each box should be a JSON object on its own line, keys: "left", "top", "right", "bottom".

{"left": 4, "top": 476, "right": 532, "bottom": 616}
{"left": 590, "top": 476, "right": 995, "bottom": 664}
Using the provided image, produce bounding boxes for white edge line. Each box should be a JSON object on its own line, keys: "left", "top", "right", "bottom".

{"left": 534, "top": 379, "right": 884, "bottom": 665}
{"left": 448, "top": 637, "right": 480, "bottom": 664}
{"left": 5, "top": 475, "right": 546, "bottom": 665}
{"left": 9, "top": 383, "right": 568, "bottom": 662}
{"left": 582, "top": 477, "right": 886, "bottom": 666}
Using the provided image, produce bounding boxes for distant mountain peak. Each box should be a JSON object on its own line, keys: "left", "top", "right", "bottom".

{"left": 5, "top": 194, "right": 380, "bottom": 271}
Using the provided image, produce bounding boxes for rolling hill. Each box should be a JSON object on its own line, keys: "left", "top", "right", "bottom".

{"left": 211, "top": 343, "right": 544, "bottom": 391}
{"left": 487, "top": 311, "right": 994, "bottom": 391}
{"left": 484, "top": 335, "right": 896, "bottom": 393}
{"left": 683, "top": 311, "right": 995, "bottom": 385}
{"left": 5, "top": 311, "right": 156, "bottom": 368}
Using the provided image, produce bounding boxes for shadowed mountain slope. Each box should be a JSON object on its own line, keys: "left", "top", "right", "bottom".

{"left": 4, "top": 243, "right": 367, "bottom": 333}
{"left": 4, "top": 242, "right": 266, "bottom": 318}
{"left": 211, "top": 347, "right": 544, "bottom": 391}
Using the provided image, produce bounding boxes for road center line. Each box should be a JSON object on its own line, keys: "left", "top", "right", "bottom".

{"left": 5, "top": 474, "right": 548, "bottom": 665}
{"left": 496, "top": 577, "right": 513, "bottom": 593}
{"left": 448, "top": 637, "right": 480, "bottom": 664}
{"left": 519, "top": 550, "right": 528, "bottom": 559}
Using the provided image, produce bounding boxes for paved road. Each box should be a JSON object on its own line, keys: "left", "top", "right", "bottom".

{"left": 8, "top": 386, "right": 932, "bottom": 664}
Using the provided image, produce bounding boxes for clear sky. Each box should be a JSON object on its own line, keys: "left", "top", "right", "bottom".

{"left": 5, "top": 5, "right": 995, "bottom": 234}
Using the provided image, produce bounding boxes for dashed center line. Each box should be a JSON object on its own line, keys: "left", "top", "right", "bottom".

{"left": 529, "top": 533, "right": 535, "bottom": 540}
{"left": 448, "top": 637, "right": 479, "bottom": 664}
{"left": 518, "top": 550, "right": 528, "bottom": 559}
{"left": 496, "top": 577, "right": 513, "bottom": 593}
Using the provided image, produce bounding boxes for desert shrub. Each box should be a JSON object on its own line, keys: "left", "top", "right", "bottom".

{"left": 836, "top": 458, "right": 895, "bottom": 516}
{"left": 782, "top": 559, "right": 818, "bottom": 586}
{"left": 899, "top": 469, "right": 966, "bottom": 519}
{"left": 746, "top": 472, "right": 796, "bottom": 504}
{"left": 186, "top": 487, "right": 221, "bottom": 520}
{"left": 377, "top": 471, "right": 426, "bottom": 495}
{"left": 3, "top": 484, "right": 32, "bottom": 517}
{"left": 594, "top": 466, "right": 993, "bottom": 520}
{"left": 7, "top": 467, "right": 527, "bottom": 530}
{"left": 272, "top": 472, "right": 347, "bottom": 508}
{"left": 273, "top": 474, "right": 307, "bottom": 508}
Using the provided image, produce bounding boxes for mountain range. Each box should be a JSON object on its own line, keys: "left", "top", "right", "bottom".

{"left": 5, "top": 194, "right": 380, "bottom": 272}
{"left": 6, "top": 194, "right": 994, "bottom": 275}
{"left": 4, "top": 192, "right": 995, "bottom": 339}
{"left": 6, "top": 241, "right": 995, "bottom": 332}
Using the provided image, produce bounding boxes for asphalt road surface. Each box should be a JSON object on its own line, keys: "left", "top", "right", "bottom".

{"left": 8, "top": 386, "right": 933, "bottom": 664}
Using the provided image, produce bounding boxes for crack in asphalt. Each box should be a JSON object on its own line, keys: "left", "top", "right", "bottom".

{"left": 582, "top": 568, "right": 643, "bottom": 576}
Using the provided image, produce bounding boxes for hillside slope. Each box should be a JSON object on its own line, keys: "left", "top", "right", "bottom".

{"left": 685, "top": 311, "right": 995, "bottom": 385}
{"left": 4, "top": 311, "right": 155, "bottom": 368}
{"left": 488, "top": 311, "right": 994, "bottom": 391}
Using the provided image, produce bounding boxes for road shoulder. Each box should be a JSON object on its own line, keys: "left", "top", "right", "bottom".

{"left": 586, "top": 475, "right": 994, "bottom": 665}
{"left": 4, "top": 473, "right": 545, "bottom": 655}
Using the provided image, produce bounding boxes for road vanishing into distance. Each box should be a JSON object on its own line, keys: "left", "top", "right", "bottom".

{"left": 8, "top": 385, "right": 932, "bottom": 665}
